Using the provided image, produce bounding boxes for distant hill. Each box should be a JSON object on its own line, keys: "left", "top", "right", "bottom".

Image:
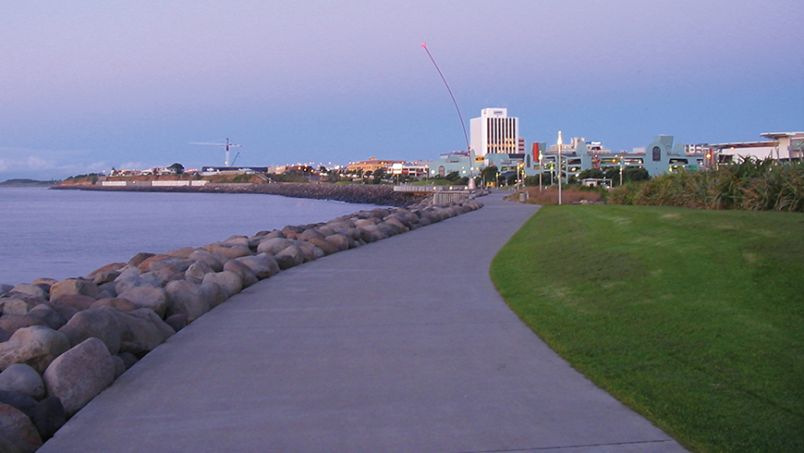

{"left": 0, "top": 178, "right": 61, "bottom": 187}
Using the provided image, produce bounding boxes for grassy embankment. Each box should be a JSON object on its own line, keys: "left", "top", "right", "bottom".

{"left": 490, "top": 205, "right": 804, "bottom": 452}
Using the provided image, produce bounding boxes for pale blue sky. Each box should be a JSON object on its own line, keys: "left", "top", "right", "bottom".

{"left": 1, "top": 0, "right": 802, "bottom": 179}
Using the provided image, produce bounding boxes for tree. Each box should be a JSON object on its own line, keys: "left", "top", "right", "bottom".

{"left": 372, "top": 168, "right": 387, "bottom": 184}
{"left": 445, "top": 171, "right": 461, "bottom": 182}
{"left": 481, "top": 166, "right": 499, "bottom": 186}
{"left": 578, "top": 169, "right": 605, "bottom": 180}
{"left": 168, "top": 162, "right": 185, "bottom": 175}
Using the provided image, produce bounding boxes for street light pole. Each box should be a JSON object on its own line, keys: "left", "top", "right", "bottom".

{"left": 538, "top": 152, "right": 543, "bottom": 192}
{"left": 557, "top": 130, "right": 563, "bottom": 206}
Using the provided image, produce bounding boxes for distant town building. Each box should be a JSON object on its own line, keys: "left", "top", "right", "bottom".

{"left": 346, "top": 157, "right": 405, "bottom": 174}
{"left": 470, "top": 108, "right": 520, "bottom": 157}
{"left": 709, "top": 131, "right": 804, "bottom": 163}
{"left": 388, "top": 162, "right": 429, "bottom": 178}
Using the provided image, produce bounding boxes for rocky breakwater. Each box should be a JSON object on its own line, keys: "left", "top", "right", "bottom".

{"left": 0, "top": 198, "right": 483, "bottom": 451}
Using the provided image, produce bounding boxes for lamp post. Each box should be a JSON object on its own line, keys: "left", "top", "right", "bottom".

{"left": 539, "top": 152, "right": 543, "bottom": 192}
{"left": 557, "top": 130, "right": 563, "bottom": 206}
{"left": 619, "top": 154, "right": 624, "bottom": 186}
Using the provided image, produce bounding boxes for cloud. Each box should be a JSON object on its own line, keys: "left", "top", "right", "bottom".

{"left": 0, "top": 146, "right": 114, "bottom": 180}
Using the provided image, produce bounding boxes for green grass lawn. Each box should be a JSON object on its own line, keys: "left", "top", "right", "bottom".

{"left": 490, "top": 205, "right": 804, "bottom": 452}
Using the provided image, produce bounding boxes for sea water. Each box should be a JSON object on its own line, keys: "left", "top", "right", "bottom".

{"left": 0, "top": 187, "right": 375, "bottom": 285}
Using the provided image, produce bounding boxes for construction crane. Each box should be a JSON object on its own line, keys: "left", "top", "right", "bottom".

{"left": 190, "top": 138, "right": 241, "bottom": 167}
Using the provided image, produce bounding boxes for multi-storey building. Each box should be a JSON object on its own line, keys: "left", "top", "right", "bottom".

{"left": 470, "top": 108, "right": 520, "bottom": 157}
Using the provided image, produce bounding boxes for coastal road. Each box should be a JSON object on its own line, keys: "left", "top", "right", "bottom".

{"left": 42, "top": 193, "right": 684, "bottom": 452}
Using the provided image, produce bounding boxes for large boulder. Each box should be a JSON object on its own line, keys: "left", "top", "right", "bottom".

{"left": 297, "top": 242, "right": 324, "bottom": 262}
{"left": 58, "top": 307, "right": 125, "bottom": 354}
{"left": 50, "top": 294, "right": 96, "bottom": 312}
{"left": 256, "top": 237, "right": 294, "bottom": 255}
{"left": 274, "top": 245, "right": 304, "bottom": 270}
{"left": 223, "top": 260, "right": 258, "bottom": 287}
{"left": 118, "top": 309, "right": 175, "bottom": 355}
{"left": 204, "top": 244, "right": 251, "bottom": 262}
{"left": 43, "top": 338, "right": 115, "bottom": 416}
{"left": 165, "top": 280, "right": 210, "bottom": 322}
{"left": 9, "top": 285, "right": 47, "bottom": 301}
{"left": 86, "top": 262, "right": 126, "bottom": 285}
{"left": 0, "top": 284, "right": 12, "bottom": 297}
{"left": 127, "top": 252, "right": 155, "bottom": 267}
{"left": 356, "top": 223, "right": 385, "bottom": 243}
{"left": 0, "top": 297, "right": 35, "bottom": 316}
{"left": 26, "top": 396, "right": 65, "bottom": 440}
{"left": 90, "top": 297, "right": 138, "bottom": 312}
{"left": 324, "top": 234, "right": 351, "bottom": 252}
{"left": 166, "top": 246, "right": 195, "bottom": 258}
{"left": 117, "top": 286, "right": 168, "bottom": 317}
{"left": 303, "top": 236, "right": 339, "bottom": 255}
{"left": 49, "top": 278, "right": 99, "bottom": 302}
{"left": 199, "top": 282, "right": 227, "bottom": 308}
{"left": 185, "top": 260, "right": 213, "bottom": 284}
{"left": 0, "top": 326, "right": 70, "bottom": 373}
{"left": 221, "top": 235, "right": 250, "bottom": 248}
{"left": 0, "top": 403, "right": 41, "bottom": 452}
{"left": 0, "top": 364, "right": 45, "bottom": 400}
{"left": 188, "top": 250, "right": 223, "bottom": 272}
{"left": 232, "top": 254, "right": 280, "bottom": 279}
{"left": 201, "top": 271, "right": 243, "bottom": 299}
{"left": 26, "top": 304, "right": 67, "bottom": 331}
{"left": 0, "top": 315, "right": 46, "bottom": 335}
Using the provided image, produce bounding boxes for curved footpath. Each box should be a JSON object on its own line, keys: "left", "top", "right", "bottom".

{"left": 42, "top": 193, "right": 684, "bottom": 452}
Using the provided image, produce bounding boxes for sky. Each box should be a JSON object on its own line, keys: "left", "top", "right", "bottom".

{"left": 1, "top": 0, "right": 802, "bottom": 180}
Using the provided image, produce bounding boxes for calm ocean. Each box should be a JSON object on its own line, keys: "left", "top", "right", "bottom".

{"left": 0, "top": 187, "right": 376, "bottom": 285}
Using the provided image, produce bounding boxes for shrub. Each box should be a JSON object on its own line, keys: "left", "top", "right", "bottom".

{"left": 608, "top": 159, "right": 804, "bottom": 212}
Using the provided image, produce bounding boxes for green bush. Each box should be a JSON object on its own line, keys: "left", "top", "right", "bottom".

{"left": 609, "top": 159, "right": 804, "bottom": 212}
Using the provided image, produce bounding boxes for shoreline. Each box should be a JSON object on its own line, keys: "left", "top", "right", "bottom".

{"left": 0, "top": 196, "right": 483, "bottom": 449}
{"left": 51, "top": 182, "right": 428, "bottom": 207}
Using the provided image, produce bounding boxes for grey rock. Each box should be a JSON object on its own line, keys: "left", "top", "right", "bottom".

{"left": 90, "top": 297, "right": 138, "bottom": 312}
{"left": 165, "top": 314, "right": 188, "bottom": 332}
{"left": 223, "top": 260, "right": 258, "bottom": 287}
{"left": 43, "top": 337, "right": 115, "bottom": 416}
{"left": 297, "top": 241, "right": 325, "bottom": 262}
{"left": 117, "top": 286, "right": 168, "bottom": 317}
{"left": 201, "top": 271, "right": 242, "bottom": 299}
{"left": 27, "top": 396, "right": 65, "bottom": 440}
{"left": 111, "top": 355, "right": 126, "bottom": 379}
{"left": 199, "top": 281, "right": 227, "bottom": 308}
{"left": 274, "top": 245, "right": 304, "bottom": 269}
{"left": 27, "top": 305, "right": 67, "bottom": 331}
{"left": 117, "top": 352, "right": 137, "bottom": 370}
{"left": 221, "top": 235, "right": 250, "bottom": 248}
{"left": 303, "top": 236, "right": 339, "bottom": 255}
{"left": 50, "top": 294, "right": 96, "bottom": 312}
{"left": 85, "top": 262, "right": 126, "bottom": 285}
{"left": 58, "top": 307, "right": 124, "bottom": 354}
{"left": 0, "top": 402, "right": 42, "bottom": 452}
{"left": 188, "top": 249, "right": 223, "bottom": 272}
{"left": 324, "top": 234, "right": 351, "bottom": 252}
{"left": 0, "top": 315, "right": 46, "bottom": 335}
{"left": 204, "top": 244, "right": 251, "bottom": 262}
{"left": 0, "top": 284, "right": 12, "bottom": 297}
{"left": 232, "top": 253, "right": 280, "bottom": 279}
{"left": 185, "top": 260, "right": 213, "bottom": 284}
{"left": 0, "top": 297, "right": 33, "bottom": 316}
{"left": 256, "top": 237, "right": 294, "bottom": 255}
{"left": 10, "top": 285, "right": 47, "bottom": 300}
{"left": 127, "top": 252, "right": 155, "bottom": 267}
{"left": 165, "top": 246, "right": 194, "bottom": 258}
{"left": 119, "top": 309, "right": 174, "bottom": 355}
{"left": 0, "top": 364, "right": 44, "bottom": 400}
{"left": 165, "top": 280, "right": 210, "bottom": 322}
{"left": 48, "top": 278, "right": 99, "bottom": 302}
{"left": 0, "top": 326, "right": 70, "bottom": 373}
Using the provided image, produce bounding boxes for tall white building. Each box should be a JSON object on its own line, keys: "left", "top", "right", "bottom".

{"left": 470, "top": 108, "right": 520, "bottom": 157}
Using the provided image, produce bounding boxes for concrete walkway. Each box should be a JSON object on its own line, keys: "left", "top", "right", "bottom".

{"left": 42, "top": 194, "right": 684, "bottom": 452}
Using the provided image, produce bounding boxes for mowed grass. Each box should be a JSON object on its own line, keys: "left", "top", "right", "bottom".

{"left": 490, "top": 205, "right": 804, "bottom": 452}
